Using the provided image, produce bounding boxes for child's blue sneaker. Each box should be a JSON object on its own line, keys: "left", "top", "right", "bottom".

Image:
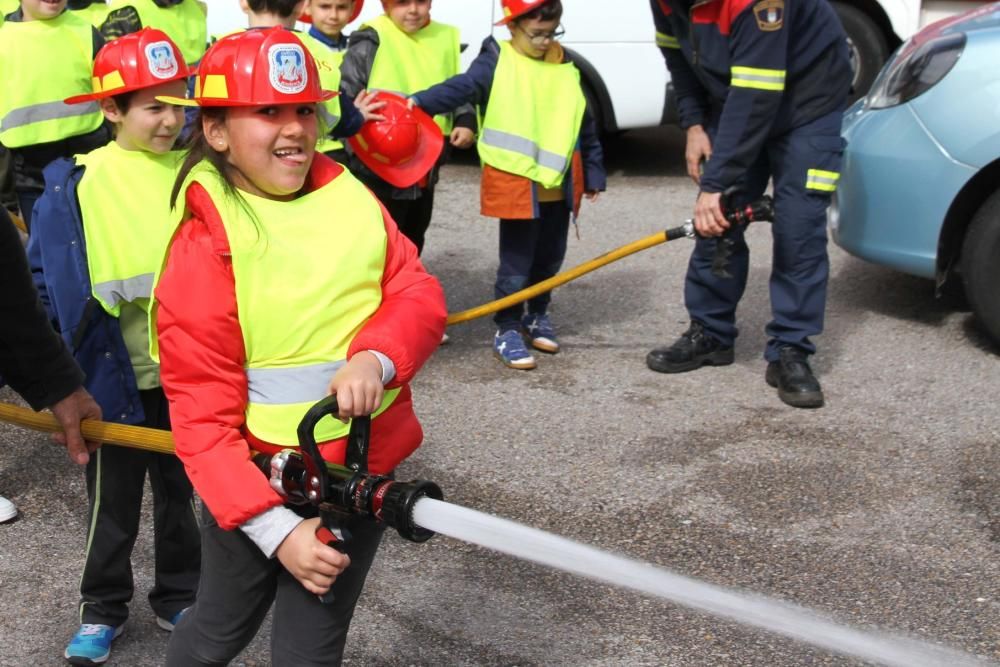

{"left": 494, "top": 329, "right": 536, "bottom": 370}
{"left": 156, "top": 606, "right": 190, "bottom": 632}
{"left": 522, "top": 312, "right": 560, "bottom": 353}
{"left": 64, "top": 623, "right": 123, "bottom": 665}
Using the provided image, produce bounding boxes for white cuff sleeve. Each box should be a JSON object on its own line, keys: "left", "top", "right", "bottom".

{"left": 366, "top": 349, "right": 396, "bottom": 384}
{"left": 239, "top": 505, "right": 305, "bottom": 558}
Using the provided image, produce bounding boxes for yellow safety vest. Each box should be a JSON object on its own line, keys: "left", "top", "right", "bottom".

{"left": 108, "top": 0, "right": 207, "bottom": 63}
{"left": 300, "top": 32, "right": 344, "bottom": 154}
{"left": 478, "top": 41, "right": 586, "bottom": 189}
{"left": 363, "top": 14, "right": 459, "bottom": 134}
{"left": 0, "top": 0, "right": 18, "bottom": 21}
{"left": 76, "top": 142, "right": 182, "bottom": 317}
{"left": 72, "top": 2, "right": 110, "bottom": 28}
{"left": 154, "top": 162, "right": 400, "bottom": 446}
{"left": 0, "top": 12, "right": 104, "bottom": 148}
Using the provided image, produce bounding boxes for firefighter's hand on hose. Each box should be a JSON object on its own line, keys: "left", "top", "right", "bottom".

{"left": 685, "top": 124, "right": 712, "bottom": 185}
{"left": 276, "top": 518, "right": 351, "bottom": 595}
{"left": 49, "top": 387, "right": 102, "bottom": 465}
{"left": 327, "top": 352, "right": 384, "bottom": 423}
{"left": 694, "top": 191, "right": 729, "bottom": 238}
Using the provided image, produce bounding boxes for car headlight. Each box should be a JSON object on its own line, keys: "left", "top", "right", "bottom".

{"left": 865, "top": 32, "right": 965, "bottom": 109}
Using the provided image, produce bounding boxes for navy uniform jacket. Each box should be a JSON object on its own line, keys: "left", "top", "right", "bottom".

{"left": 650, "top": 0, "right": 851, "bottom": 193}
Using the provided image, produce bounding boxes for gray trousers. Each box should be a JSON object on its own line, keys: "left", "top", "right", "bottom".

{"left": 166, "top": 504, "right": 385, "bottom": 666}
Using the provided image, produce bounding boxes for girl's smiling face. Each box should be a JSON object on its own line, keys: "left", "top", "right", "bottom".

{"left": 205, "top": 104, "right": 319, "bottom": 201}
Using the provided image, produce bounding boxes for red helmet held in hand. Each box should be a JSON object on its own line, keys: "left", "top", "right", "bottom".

{"left": 347, "top": 92, "right": 444, "bottom": 189}
{"left": 65, "top": 27, "right": 191, "bottom": 104}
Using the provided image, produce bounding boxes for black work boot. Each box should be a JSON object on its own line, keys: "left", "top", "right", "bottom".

{"left": 646, "top": 321, "right": 734, "bottom": 373}
{"left": 765, "top": 345, "right": 824, "bottom": 408}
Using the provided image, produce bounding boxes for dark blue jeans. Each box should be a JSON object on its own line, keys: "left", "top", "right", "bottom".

{"left": 684, "top": 109, "right": 846, "bottom": 361}
{"left": 494, "top": 201, "right": 571, "bottom": 330}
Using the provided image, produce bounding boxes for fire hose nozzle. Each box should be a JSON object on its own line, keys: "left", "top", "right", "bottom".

{"left": 374, "top": 479, "right": 443, "bottom": 542}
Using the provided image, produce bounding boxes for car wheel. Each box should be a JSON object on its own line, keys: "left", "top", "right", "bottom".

{"left": 832, "top": 2, "right": 889, "bottom": 104}
{"left": 961, "top": 190, "right": 1000, "bottom": 346}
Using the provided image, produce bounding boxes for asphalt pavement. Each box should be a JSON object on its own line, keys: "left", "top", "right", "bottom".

{"left": 1, "top": 127, "right": 997, "bottom": 666}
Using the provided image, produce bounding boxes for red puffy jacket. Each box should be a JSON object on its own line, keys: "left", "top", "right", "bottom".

{"left": 155, "top": 155, "right": 447, "bottom": 530}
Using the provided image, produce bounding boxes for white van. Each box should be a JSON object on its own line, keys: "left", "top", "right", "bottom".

{"left": 204, "top": 0, "right": 994, "bottom": 133}
{"left": 205, "top": 0, "right": 670, "bottom": 133}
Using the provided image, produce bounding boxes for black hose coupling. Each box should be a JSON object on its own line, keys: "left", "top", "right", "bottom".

{"left": 372, "top": 478, "right": 443, "bottom": 542}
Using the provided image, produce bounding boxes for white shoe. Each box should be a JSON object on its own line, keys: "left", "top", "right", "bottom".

{"left": 0, "top": 496, "right": 17, "bottom": 523}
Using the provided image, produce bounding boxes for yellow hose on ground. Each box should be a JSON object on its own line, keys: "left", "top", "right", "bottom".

{"left": 446, "top": 228, "right": 683, "bottom": 326}
{"left": 0, "top": 402, "right": 175, "bottom": 455}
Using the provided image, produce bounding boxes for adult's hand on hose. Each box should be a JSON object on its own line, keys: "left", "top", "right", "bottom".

{"left": 693, "top": 191, "right": 729, "bottom": 238}
{"left": 49, "top": 386, "right": 102, "bottom": 465}
{"left": 685, "top": 124, "right": 712, "bottom": 184}
{"left": 276, "top": 518, "right": 351, "bottom": 595}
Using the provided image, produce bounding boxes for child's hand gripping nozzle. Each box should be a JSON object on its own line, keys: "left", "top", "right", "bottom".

{"left": 254, "top": 395, "right": 444, "bottom": 604}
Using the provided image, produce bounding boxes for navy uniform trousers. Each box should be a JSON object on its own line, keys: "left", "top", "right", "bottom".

{"left": 685, "top": 109, "right": 845, "bottom": 362}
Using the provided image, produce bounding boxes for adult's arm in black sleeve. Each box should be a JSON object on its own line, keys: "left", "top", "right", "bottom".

{"left": 0, "top": 209, "right": 84, "bottom": 410}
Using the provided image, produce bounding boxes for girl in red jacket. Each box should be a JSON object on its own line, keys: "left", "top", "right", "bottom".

{"left": 151, "top": 27, "right": 446, "bottom": 665}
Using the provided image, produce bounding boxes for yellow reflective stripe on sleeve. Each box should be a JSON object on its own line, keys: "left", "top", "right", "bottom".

{"left": 806, "top": 168, "right": 840, "bottom": 192}
{"left": 656, "top": 31, "right": 681, "bottom": 49}
{"left": 730, "top": 66, "right": 786, "bottom": 91}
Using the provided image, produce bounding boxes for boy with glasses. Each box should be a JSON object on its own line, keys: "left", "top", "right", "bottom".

{"left": 410, "top": 0, "right": 606, "bottom": 370}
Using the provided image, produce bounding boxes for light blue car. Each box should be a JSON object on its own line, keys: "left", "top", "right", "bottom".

{"left": 830, "top": 4, "right": 1000, "bottom": 345}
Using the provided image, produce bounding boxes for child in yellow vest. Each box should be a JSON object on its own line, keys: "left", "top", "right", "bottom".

{"left": 340, "top": 0, "right": 474, "bottom": 254}
{"left": 0, "top": 0, "right": 111, "bottom": 229}
{"left": 306, "top": 0, "right": 360, "bottom": 52}
{"left": 27, "top": 29, "right": 200, "bottom": 665}
{"left": 149, "top": 27, "right": 445, "bottom": 664}
{"left": 410, "top": 0, "right": 606, "bottom": 369}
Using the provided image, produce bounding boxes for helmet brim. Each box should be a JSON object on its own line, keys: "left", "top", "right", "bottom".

{"left": 155, "top": 89, "right": 338, "bottom": 108}
{"left": 64, "top": 66, "right": 194, "bottom": 105}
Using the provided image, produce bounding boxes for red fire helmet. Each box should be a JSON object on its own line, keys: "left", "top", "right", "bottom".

{"left": 64, "top": 27, "right": 191, "bottom": 105}
{"left": 300, "top": 0, "right": 364, "bottom": 25}
{"left": 495, "top": 0, "right": 550, "bottom": 25}
{"left": 158, "top": 27, "right": 337, "bottom": 107}
{"left": 347, "top": 92, "right": 444, "bottom": 189}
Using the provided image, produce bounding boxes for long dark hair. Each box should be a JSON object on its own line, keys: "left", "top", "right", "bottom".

{"left": 170, "top": 107, "right": 240, "bottom": 210}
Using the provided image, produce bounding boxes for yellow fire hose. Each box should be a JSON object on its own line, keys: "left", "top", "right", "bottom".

{"left": 446, "top": 227, "right": 688, "bottom": 326}
{"left": 0, "top": 402, "right": 175, "bottom": 455}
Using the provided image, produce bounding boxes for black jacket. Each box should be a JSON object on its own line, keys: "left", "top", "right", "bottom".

{"left": 0, "top": 208, "right": 83, "bottom": 410}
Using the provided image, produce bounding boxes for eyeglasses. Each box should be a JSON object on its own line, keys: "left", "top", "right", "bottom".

{"left": 517, "top": 24, "right": 565, "bottom": 45}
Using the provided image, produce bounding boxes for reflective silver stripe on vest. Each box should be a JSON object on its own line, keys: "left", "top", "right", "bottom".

{"left": 246, "top": 360, "right": 346, "bottom": 405}
{"left": 0, "top": 100, "right": 100, "bottom": 133}
{"left": 93, "top": 273, "right": 155, "bottom": 309}
{"left": 480, "top": 128, "right": 569, "bottom": 175}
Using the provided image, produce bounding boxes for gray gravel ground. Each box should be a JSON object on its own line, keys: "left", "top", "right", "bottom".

{"left": 1, "top": 127, "right": 997, "bottom": 666}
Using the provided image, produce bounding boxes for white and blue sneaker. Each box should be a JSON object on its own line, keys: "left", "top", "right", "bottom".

{"left": 493, "top": 329, "right": 536, "bottom": 370}
{"left": 64, "top": 623, "right": 123, "bottom": 665}
{"left": 522, "top": 312, "right": 560, "bottom": 353}
{"left": 156, "top": 606, "right": 190, "bottom": 632}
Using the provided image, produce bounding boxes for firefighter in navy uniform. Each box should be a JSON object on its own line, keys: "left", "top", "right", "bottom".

{"left": 645, "top": 0, "right": 851, "bottom": 409}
